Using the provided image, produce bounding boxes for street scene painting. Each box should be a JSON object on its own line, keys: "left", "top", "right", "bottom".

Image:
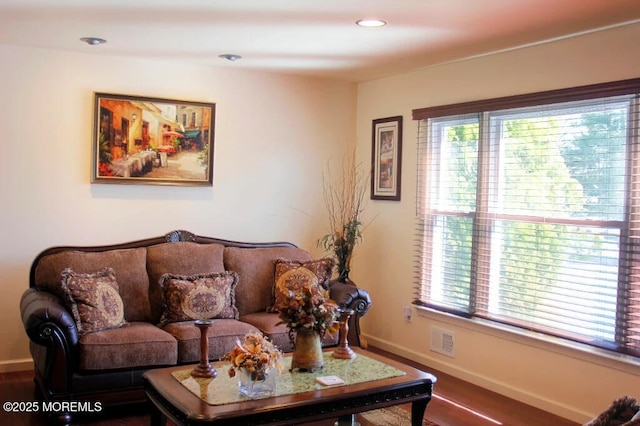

{"left": 91, "top": 93, "right": 215, "bottom": 186}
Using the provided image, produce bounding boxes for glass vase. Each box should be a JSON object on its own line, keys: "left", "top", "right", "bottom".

{"left": 238, "top": 367, "right": 276, "bottom": 398}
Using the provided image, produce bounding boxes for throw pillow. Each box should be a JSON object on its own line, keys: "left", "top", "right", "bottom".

{"left": 270, "top": 257, "right": 335, "bottom": 312}
{"left": 158, "top": 271, "right": 239, "bottom": 326}
{"left": 60, "top": 267, "right": 128, "bottom": 337}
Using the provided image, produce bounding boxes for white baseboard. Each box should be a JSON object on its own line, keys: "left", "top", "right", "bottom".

{"left": 0, "top": 358, "right": 33, "bottom": 373}
{"left": 362, "top": 333, "right": 590, "bottom": 424}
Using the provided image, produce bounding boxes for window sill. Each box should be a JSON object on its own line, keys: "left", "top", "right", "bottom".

{"left": 414, "top": 304, "right": 640, "bottom": 376}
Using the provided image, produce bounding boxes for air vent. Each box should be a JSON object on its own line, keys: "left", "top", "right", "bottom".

{"left": 430, "top": 326, "right": 455, "bottom": 357}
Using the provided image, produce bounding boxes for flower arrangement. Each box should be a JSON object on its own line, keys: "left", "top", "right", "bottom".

{"left": 221, "top": 332, "right": 283, "bottom": 379}
{"left": 318, "top": 150, "right": 367, "bottom": 282}
{"left": 277, "top": 283, "right": 340, "bottom": 338}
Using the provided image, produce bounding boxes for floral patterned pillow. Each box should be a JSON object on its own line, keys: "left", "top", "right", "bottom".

{"left": 60, "top": 267, "right": 128, "bottom": 337}
{"left": 269, "top": 257, "right": 335, "bottom": 312}
{"left": 158, "top": 271, "right": 239, "bottom": 326}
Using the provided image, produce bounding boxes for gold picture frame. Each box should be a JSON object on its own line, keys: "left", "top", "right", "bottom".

{"left": 92, "top": 93, "right": 215, "bottom": 186}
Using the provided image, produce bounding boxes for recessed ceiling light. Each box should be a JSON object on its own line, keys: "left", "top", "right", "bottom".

{"left": 219, "top": 54, "right": 242, "bottom": 62}
{"left": 356, "top": 19, "right": 386, "bottom": 27}
{"left": 80, "top": 37, "right": 107, "bottom": 46}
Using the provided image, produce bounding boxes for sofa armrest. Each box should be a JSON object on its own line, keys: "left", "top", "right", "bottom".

{"left": 21, "top": 288, "right": 78, "bottom": 346}
{"left": 329, "top": 280, "right": 372, "bottom": 348}
{"left": 20, "top": 287, "right": 78, "bottom": 396}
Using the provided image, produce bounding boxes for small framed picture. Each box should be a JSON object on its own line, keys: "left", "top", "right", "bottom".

{"left": 92, "top": 93, "right": 215, "bottom": 186}
{"left": 371, "top": 116, "right": 402, "bottom": 201}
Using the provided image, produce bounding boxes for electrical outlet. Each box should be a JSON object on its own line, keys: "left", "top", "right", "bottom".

{"left": 403, "top": 305, "right": 412, "bottom": 322}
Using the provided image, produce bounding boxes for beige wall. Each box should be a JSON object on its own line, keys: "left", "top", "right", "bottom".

{"left": 354, "top": 22, "right": 640, "bottom": 423}
{"left": 3, "top": 20, "right": 640, "bottom": 424}
{"left": 0, "top": 45, "right": 356, "bottom": 370}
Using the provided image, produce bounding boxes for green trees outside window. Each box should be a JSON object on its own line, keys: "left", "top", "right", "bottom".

{"left": 415, "top": 82, "right": 640, "bottom": 356}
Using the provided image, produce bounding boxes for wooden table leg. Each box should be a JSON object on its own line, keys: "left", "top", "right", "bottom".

{"left": 411, "top": 399, "right": 428, "bottom": 426}
{"left": 150, "top": 404, "right": 167, "bottom": 426}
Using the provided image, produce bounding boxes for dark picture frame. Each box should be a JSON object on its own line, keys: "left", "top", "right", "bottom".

{"left": 92, "top": 93, "right": 215, "bottom": 186}
{"left": 371, "top": 116, "right": 402, "bottom": 201}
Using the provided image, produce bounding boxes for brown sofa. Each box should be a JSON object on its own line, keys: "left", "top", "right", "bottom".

{"left": 20, "top": 230, "right": 371, "bottom": 423}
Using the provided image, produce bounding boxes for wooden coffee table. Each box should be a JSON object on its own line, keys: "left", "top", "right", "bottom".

{"left": 143, "top": 347, "right": 436, "bottom": 426}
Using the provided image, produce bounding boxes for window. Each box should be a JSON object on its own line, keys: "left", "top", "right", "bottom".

{"left": 413, "top": 79, "right": 640, "bottom": 356}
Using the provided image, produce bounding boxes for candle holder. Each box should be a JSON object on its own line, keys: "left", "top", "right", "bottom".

{"left": 191, "top": 319, "right": 217, "bottom": 378}
{"left": 332, "top": 308, "right": 356, "bottom": 359}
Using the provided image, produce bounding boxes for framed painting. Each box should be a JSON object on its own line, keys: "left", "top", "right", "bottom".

{"left": 371, "top": 115, "right": 402, "bottom": 201}
{"left": 91, "top": 93, "right": 215, "bottom": 186}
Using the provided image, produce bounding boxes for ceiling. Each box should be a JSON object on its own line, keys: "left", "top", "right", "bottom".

{"left": 1, "top": 0, "right": 639, "bottom": 82}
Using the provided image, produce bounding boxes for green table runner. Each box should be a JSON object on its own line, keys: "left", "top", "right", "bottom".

{"left": 172, "top": 351, "right": 406, "bottom": 405}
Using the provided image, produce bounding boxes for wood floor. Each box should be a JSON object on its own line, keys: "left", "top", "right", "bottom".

{"left": 0, "top": 346, "right": 579, "bottom": 426}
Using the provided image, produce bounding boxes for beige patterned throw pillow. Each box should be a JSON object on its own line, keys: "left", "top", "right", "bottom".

{"left": 60, "top": 267, "right": 128, "bottom": 337}
{"left": 269, "top": 257, "right": 335, "bottom": 312}
{"left": 158, "top": 272, "right": 239, "bottom": 326}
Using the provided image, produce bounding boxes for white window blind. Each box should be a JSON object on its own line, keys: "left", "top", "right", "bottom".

{"left": 413, "top": 79, "right": 640, "bottom": 355}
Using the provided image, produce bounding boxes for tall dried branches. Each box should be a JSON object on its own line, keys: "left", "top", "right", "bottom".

{"left": 318, "top": 150, "right": 368, "bottom": 282}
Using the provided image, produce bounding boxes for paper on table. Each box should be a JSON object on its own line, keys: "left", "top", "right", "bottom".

{"left": 315, "top": 375, "right": 346, "bottom": 386}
